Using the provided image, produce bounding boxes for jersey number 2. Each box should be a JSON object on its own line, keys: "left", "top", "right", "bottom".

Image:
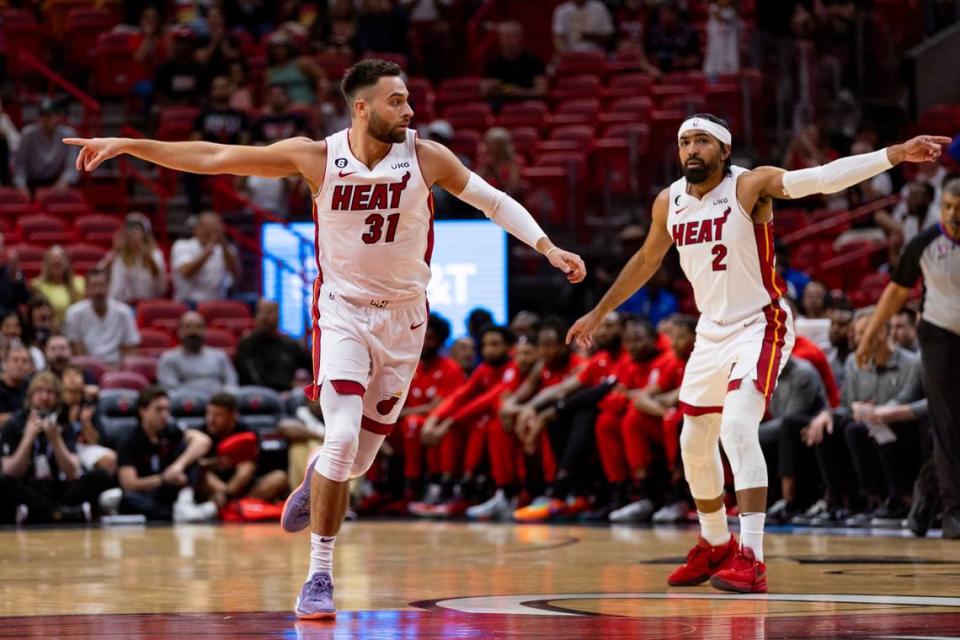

{"left": 362, "top": 213, "right": 400, "bottom": 244}
{"left": 711, "top": 244, "right": 728, "bottom": 271}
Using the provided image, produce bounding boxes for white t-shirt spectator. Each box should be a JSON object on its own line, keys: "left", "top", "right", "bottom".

{"left": 64, "top": 299, "right": 140, "bottom": 364}
{"left": 108, "top": 248, "right": 168, "bottom": 303}
{"left": 703, "top": 4, "right": 740, "bottom": 76}
{"left": 171, "top": 238, "right": 236, "bottom": 304}
{"left": 553, "top": 1, "right": 614, "bottom": 52}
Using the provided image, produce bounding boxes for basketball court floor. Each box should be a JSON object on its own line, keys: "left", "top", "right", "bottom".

{"left": 2, "top": 521, "right": 958, "bottom": 639}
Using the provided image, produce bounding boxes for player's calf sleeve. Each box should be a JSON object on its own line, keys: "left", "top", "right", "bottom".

{"left": 348, "top": 429, "right": 386, "bottom": 479}
{"left": 719, "top": 385, "right": 768, "bottom": 490}
{"left": 679, "top": 413, "right": 724, "bottom": 500}
{"left": 314, "top": 382, "right": 363, "bottom": 482}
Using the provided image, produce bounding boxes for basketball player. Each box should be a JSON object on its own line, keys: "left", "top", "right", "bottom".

{"left": 567, "top": 116, "right": 949, "bottom": 593}
{"left": 65, "top": 59, "right": 585, "bottom": 618}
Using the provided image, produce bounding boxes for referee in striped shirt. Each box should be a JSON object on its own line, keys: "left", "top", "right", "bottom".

{"left": 857, "top": 177, "right": 960, "bottom": 539}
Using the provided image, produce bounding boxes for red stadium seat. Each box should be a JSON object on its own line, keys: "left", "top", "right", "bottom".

{"left": 204, "top": 327, "right": 238, "bottom": 357}
{"left": 136, "top": 299, "right": 189, "bottom": 330}
{"left": 550, "top": 74, "right": 603, "bottom": 102}
{"left": 18, "top": 214, "right": 75, "bottom": 242}
{"left": 64, "top": 243, "right": 106, "bottom": 266}
{"left": 660, "top": 94, "right": 706, "bottom": 115}
{"left": 70, "top": 355, "right": 111, "bottom": 383}
{"left": 2, "top": 10, "right": 44, "bottom": 76}
{"left": 8, "top": 244, "right": 45, "bottom": 264}
{"left": 121, "top": 355, "right": 159, "bottom": 383}
{"left": 138, "top": 328, "right": 175, "bottom": 357}
{"left": 0, "top": 187, "right": 31, "bottom": 206}
{"left": 19, "top": 261, "right": 43, "bottom": 280}
{"left": 593, "top": 138, "right": 634, "bottom": 195}
{"left": 42, "top": 201, "right": 91, "bottom": 218}
{"left": 555, "top": 51, "right": 607, "bottom": 78}
{"left": 211, "top": 317, "right": 256, "bottom": 338}
{"left": 314, "top": 50, "right": 352, "bottom": 79}
{"left": 704, "top": 83, "right": 743, "bottom": 134}
{"left": 405, "top": 77, "right": 435, "bottom": 124}
{"left": 100, "top": 371, "right": 149, "bottom": 392}
{"left": 197, "top": 300, "right": 252, "bottom": 324}
{"left": 506, "top": 127, "right": 540, "bottom": 160}
{"left": 442, "top": 102, "right": 493, "bottom": 132}
{"left": 522, "top": 167, "right": 569, "bottom": 227}
{"left": 607, "top": 96, "right": 654, "bottom": 121}
{"left": 156, "top": 107, "right": 201, "bottom": 141}
{"left": 75, "top": 214, "right": 121, "bottom": 246}
{"left": 64, "top": 8, "right": 116, "bottom": 71}
{"left": 93, "top": 31, "right": 139, "bottom": 97}
{"left": 553, "top": 99, "right": 601, "bottom": 126}
{"left": 661, "top": 71, "right": 707, "bottom": 92}
{"left": 548, "top": 125, "right": 596, "bottom": 150}
{"left": 436, "top": 77, "right": 485, "bottom": 106}
{"left": 450, "top": 129, "right": 481, "bottom": 160}
{"left": 35, "top": 187, "right": 87, "bottom": 210}
{"left": 535, "top": 150, "right": 590, "bottom": 181}
{"left": 495, "top": 101, "right": 549, "bottom": 130}
{"left": 361, "top": 51, "right": 408, "bottom": 70}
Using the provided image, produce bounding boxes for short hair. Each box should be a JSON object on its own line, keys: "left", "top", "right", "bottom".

{"left": 85, "top": 266, "right": 108, "bottom": 281}
{"left": 137, "top": 386, "right": 169, "bottom": 412}
{"left": 427, "top": 313, "right": 452, "bottom": 344}
{"left": 689, "top": 112, "right": 732, "bottom": 174}
{"left": 341, "top": 59, "right": 402, "bottom": 102}
{"left": 538, "top": 315, "right": 568, "bottom": 340}
{"left": 895, "top": 307, "right": 918, "bottom": 324}
{"left": 669, "top": 314, "right": 698, "bottom": 335}
{"left": 27, "top": 371, "right": 61, "bottom": 398}
{"left": 624, "top": 315, "right": 656, "bottom": 338}
{"left": 944, "top": 177, "right": 960, "bottom": 198}
{"left": 209, "top": 392, "right": 238, "bottom": 412}
{"left": 479, "top": 324, "right": 516, "bottom": 345}
{"left": 61, "top": 364, "right": 85, "bottom": 379}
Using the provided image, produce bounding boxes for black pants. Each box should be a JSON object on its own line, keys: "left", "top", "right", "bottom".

{"left": 0, "top": 470, "right": 113, "bottom": 524}
{"left": 809, "top": 415, "right": 857, "bottom": 508}
{"left": 844, "top": 417, "right": 921, "bottom": 501}
{"left": 119, "top": 457, "right": 203, "bottom": 521}
{"left": 919, "top": 320, "right": 960, "bottom": 512}
{"left": 545, "top": 407, "right": 598, "bottom": 498}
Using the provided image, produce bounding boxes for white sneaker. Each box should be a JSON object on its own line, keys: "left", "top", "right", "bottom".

{"left": 98, "top": 488, "right": 122, "bottom": 515}
{"left": 609, "top": 498, "right": 655, "bottom": 523}
{"left": 466, "top": 489, "right": 513, "bottom": 521}
{"left": 174, "top": 499, "right": 218, "bottom": 523}
{"left": 652, "top": 500, "right": 689, "bottom": 523}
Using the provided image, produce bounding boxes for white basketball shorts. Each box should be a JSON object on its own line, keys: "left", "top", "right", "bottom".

{"left": 679, "top": 301, "right": 795, "bottom": 414}
{"left": 306, "top": 282, "right": 428, "bottom": 435}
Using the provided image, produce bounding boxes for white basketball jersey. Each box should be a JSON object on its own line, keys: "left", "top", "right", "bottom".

{"left": 313, "top": 128, "right": 433, "bottom": 304}
{"left": 667, "top": 166, "right": 787, "bottom": 324}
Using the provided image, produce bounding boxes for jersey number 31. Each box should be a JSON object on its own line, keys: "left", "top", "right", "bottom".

{"left": 362, "top": 213, "right": 400, "bottom": 244}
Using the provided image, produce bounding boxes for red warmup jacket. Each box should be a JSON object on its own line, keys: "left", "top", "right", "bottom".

{"left": 791, "top": 334, "right": 841, "bottom": 408}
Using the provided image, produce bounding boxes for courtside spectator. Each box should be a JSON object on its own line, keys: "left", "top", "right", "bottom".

{"left": 101, "top": 213, "right": 167, "bottom": 304}
{"left": 235, "top": 300, "right": 311, "bottom": 391}
{"left": 31, "top": 247, "right": 85, "bottom": 326}
{"left": 61, "top": 365, "right": 115, "bottom": 476}
{"left": 171, "top": 212, "right": 241, "bottom": 304}
{"left": 13, "top": 98, "right": 79, "bottom": 194}
{"left": 2, "top": 311, "right": 46, "bottom": 371}
{"left": 64, "top": 267, "right": 140, "bottom": 365}
{"left": 24, "top": 296, "right": 54, "bottom": 351}
{"left": 703, "top": 0, "right": 742, "bottom": 77}
{"left": 158, "top": 311, "right": 238, "bottom": 393}
{"left": 0, "top": 345, "right": 33, "bottom": 424}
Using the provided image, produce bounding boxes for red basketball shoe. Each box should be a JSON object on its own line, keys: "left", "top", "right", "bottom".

{"left": 667, "top": 534, "right": 737, "bottom": 587}
{"left": 709, "top": 545, "right": 768, "bottom": 593}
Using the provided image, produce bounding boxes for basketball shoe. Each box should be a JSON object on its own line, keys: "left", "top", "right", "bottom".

{"left": 282, "top": 447, "right": 323, "bottom": 533}
{"left": 295, "top": 571, "right": 336, "bottom": 620}
{"left": 513, "top": 496, "right": 567, "bottom": 523}
{"left": 709, "top": 545, "right": 768, "bottom": 593}
{"left": 667, "top": 534, "right": 737, "bottom": 586}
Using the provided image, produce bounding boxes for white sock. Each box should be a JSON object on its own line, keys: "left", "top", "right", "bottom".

{"left": 309, "top": 533, "right": 336, "bottom": 577}
{"left": 698, "top": 508, "right": 730, "bottom": 546}
{"left": 739, "top": 512, "right": 765, "bottom": 561}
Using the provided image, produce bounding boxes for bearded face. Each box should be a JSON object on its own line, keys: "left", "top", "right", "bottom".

{"left": 367, "top": 109, "right": 407, "bottom": 144}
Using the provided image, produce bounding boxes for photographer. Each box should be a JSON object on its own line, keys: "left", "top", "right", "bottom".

{"left": 0, "top": 372, "right": 112, "bottom": 524}
{"left": 61, "top": 365, "right": 116, "bottom": 476}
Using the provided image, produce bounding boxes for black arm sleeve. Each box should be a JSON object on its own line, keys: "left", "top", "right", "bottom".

{"left": 891, "top": 226, "right": 938, "bottom": 288}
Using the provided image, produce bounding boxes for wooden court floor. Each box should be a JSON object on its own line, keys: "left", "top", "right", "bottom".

{"left": 2, "top": 521, "right": 959, "bottom": 639}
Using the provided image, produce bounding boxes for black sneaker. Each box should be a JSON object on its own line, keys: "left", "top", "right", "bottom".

{"left": 907, "top": 482, "right": 938, "bottom": 537}
{"left": 790, "top": 499, "right": 827, "bottom": 526}
{"left": 843, "top": 510, "right": 875, "bottom": 528}
{"left": 53, "top": 502, "right": 92, "bottom": 524}
{"left": 942, "top": 510, "right": 960, "bottom": 540}
{"left": 870, "top": 497, "right": 909, "bottom": 529}
{"left": 810, "top": 506, "right": 851, "bottom": 528}
{"left": 767, "top": 499, "right": 798, "bottom": 524}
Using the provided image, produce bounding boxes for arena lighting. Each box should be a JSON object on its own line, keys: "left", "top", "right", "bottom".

{"left": 261, "top": 220, "right": 508, "bottom": 341}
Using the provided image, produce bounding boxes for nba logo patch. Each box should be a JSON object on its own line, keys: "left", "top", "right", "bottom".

{"left": 335, "top": 158, "right": 348, "bottom": 168}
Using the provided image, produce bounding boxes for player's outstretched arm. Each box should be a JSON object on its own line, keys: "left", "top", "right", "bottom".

{"left": 567, "top": 189, "right": 674, "bottom": 349}
{"left": 417, "top": 138, "right": 586, "bottom": 284}
{"left": 63, "top": 136, "right": 323, "bottom": 180}
{"left": 744, "top": 135, "right": 953, "bottom": 201}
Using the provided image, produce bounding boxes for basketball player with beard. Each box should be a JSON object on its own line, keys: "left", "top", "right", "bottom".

{"left": 568, "top": 114, "right": 949, "bottom": 593}
{"left": 66, "top": 59, "right": 585, "bottom": 618}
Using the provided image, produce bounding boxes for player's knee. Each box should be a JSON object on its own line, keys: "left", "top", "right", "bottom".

{"left": 679, "top": 417, "right": 713, "bottom": 462}
{"left": 315, "top": 430, "right": 360, "bottom": 482}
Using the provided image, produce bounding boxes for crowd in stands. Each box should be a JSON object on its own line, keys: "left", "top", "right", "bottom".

{"left": 0, "top": 1, "right": 958, "bottom": 536}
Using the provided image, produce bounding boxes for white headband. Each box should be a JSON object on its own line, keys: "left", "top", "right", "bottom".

{"left": 677, "top": 118, "right": 732, "bottom": 146}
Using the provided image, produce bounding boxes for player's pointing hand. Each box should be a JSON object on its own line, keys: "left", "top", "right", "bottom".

{"left": 63, "top": 137, "right": 125, "bottom": 172}
{"left": 891, "top": 135, "right": 954, "bottom": 164}
{"left": 566, "top": 309, "right": 602, "bottom": 349}
{"left": 546, "top": 247, "right": 587, "bottom": 284}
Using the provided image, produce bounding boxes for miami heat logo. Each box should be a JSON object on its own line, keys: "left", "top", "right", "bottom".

{"left": 376, "top": 393, "right": 402, "bottom": 415}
